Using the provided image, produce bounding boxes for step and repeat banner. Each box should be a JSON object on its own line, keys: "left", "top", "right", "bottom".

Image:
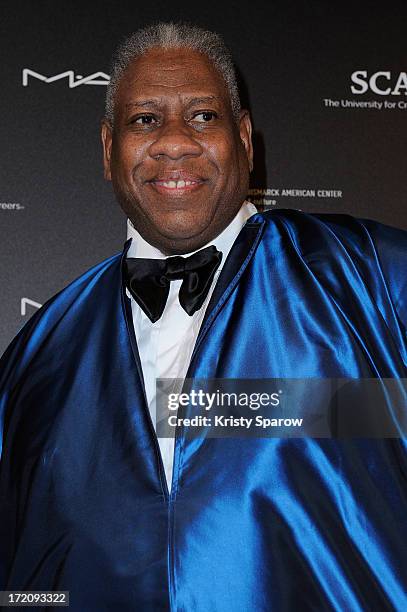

{"left": 1, "top": 2, "right": 406, "bottom": 353}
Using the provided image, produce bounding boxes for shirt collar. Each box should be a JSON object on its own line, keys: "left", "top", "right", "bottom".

{"left": 126, "top": 200, "right": 258, "bottom": 266}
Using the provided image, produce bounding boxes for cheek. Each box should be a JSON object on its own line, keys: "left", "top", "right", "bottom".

{"left": 112, "top": 137, "right": 146, "bottom": 174}
{"left": 208, "top": 139, "right": 240, "bottom": 183}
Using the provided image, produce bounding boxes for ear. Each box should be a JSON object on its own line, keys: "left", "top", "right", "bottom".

{"left": 101, "top": 120, "right": 113, "bottom": 181}
{"left": 238, "top": 110, "right": 254, "bottom": 172}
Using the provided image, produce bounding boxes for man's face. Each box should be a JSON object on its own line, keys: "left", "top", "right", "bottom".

{"left": 101, "top": 47, "right": 253, "bottom": 255}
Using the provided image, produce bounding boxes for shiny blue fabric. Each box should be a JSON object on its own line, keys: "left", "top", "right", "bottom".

{"left": 0, "top": 210, "right": 406, "bottom": 611}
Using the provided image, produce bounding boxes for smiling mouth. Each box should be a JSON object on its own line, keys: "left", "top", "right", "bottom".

{"left": 148, "top": 179, "right": 206, "bottom": 195}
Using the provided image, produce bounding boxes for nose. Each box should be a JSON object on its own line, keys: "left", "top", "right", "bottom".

{"left": 148, "top": 119, "right": 203, "bottom": 161}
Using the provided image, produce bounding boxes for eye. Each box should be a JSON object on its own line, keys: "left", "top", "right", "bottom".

{"left": 192, "top": 111, "right": 218, "bottom": 123}
{"left": 130, "top": 114, "right": 157, "bottom": 125}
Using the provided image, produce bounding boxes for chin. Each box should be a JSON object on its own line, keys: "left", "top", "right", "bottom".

{"left": 159, "top": 232, "right": 207, "bottom": 254}
{"left": 152, "top": 223, "right": 212, "bottom": 254}
{"left": 162, "top": 238, "right": 208, "bottom": 256}
{"left": 155, "top": 212, "right": 211, "bottom": 241}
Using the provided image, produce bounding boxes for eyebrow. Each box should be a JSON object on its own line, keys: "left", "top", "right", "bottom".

{"left": 125, "top": 95, "right": 220, "bottom": 110}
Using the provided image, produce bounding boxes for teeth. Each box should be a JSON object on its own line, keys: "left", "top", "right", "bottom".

{"left": 157, "top": 180, "right": 197, "bottom": 188}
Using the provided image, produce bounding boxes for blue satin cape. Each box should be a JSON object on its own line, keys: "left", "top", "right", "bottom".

{"left": 0, "top": 210, "right": 406, "bottom": 611}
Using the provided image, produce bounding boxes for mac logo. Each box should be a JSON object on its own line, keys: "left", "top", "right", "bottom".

{"left": 22, "top": 69, "right": 110, "bottom": 88}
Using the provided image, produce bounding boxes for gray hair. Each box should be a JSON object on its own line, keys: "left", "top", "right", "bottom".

{"left": 105, "top": 22, "right": 241, "bottom": 125}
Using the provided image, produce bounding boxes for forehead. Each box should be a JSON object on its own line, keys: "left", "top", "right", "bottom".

{"left": 115, "top": 47, "right": 230, "bottom": 108}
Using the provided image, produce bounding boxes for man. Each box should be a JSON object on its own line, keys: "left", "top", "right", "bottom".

{"left": 0, "top": 22, "right": 406, "bottom": 611}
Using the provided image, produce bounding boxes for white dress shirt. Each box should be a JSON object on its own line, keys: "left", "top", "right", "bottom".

{"left": 125, "top": 200, "right": 257, "bottom": 491}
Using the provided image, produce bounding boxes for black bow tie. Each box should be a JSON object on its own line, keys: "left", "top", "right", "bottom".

{"left": 124, "top": 245, "right": 223, "bottom": 323}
